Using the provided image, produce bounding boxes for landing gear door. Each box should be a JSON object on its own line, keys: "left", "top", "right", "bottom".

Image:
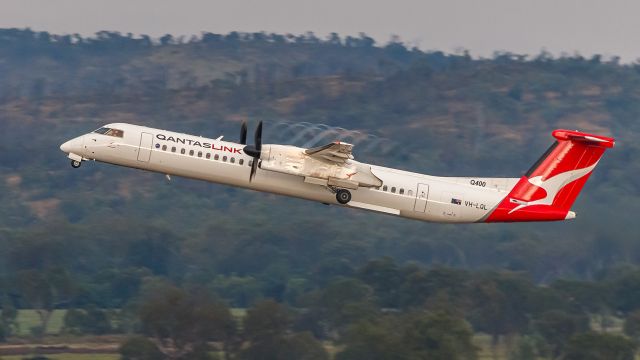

{"left": 414, "top": 183, "right": 429, "bottom": 212}
{"left": 137, "top": 132, "right": 153, "bottom": 162}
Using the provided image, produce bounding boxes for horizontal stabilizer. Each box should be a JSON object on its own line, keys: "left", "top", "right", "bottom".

{"left": 552, "top": 129, "right": 615, "bottom": 148}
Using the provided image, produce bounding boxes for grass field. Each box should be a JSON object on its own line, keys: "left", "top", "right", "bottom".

{"left": 12, "top": 309, "right": 248, "bottom": 337}
{"left": 1, "top": 355, "right": 118, "bottom": 360}
{"left": 14, "top": 310, "right": 66, "bottom": 336}
{"left": 230, "top": 308, "right": 247, "bottom": 318}
{"left": 5, "top": 310, "right": 639, "bottom": 360}
{"left": 474, "top": 334, "right": 508, "bottom": 360}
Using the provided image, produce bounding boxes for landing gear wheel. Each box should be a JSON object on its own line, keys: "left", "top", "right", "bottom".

{"left": 336, "top": 189, "right": 352, "bottom": 204}
{"left": 71, "top": 160, "right": 82, "bottom": 168}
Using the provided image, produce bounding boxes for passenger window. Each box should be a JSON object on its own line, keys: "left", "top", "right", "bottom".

{"left": 239, "top": 159, "right": 244, "bottom": 165}
{"left": 189, "top": 150, "right": 194, "bottom": 156}
{"left": 162, "top": 145, "right": 167, "bottom": 151}
{"left": 181, "top": 148, "right": 186, "bottom": 154}
{"left": 206, "top": 153, "right": 211, "bottom": 159}
{"left": 214, "top": 154, "right": 219, "bottom": 160}
{"left": 223, "top": 156, "right": 227, "bottom": 162}
{"left": 399, "top": 189, "right": 404, "bottom": 195}
{"left": 230, "top": 157, "right": 235, "bottom": 164}
{"left": 391, "top": 187, "right": 396, "bottom": 193}
{"left": 248, "top": 160, "right": 253, "bottom": 167}
{"left": 408, "top": 190, "right": 413, "bottom": 196}
{"left": 198, "top": 151, "right": 202, "bottom": 158}
{"left": 171, "top": 147, "right": 176, "bottom": 152}
{"left": 383, "top": 185, "right": 388, "bottom": 192}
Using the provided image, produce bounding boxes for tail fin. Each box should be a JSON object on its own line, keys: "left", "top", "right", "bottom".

{"left": 486, "top": 129, "right": 614, "bottom": 222}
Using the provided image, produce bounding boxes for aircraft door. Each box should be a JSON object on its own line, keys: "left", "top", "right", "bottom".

{"left": 414, "top": 183, "right": 429, "bottom": 212}
{"left": 137, "top": 132, "right": 153, "bottom": 162}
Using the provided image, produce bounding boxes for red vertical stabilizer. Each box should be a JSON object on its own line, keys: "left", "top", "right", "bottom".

{"left": 485, "top": 130, "right": 614, "bottom": 222}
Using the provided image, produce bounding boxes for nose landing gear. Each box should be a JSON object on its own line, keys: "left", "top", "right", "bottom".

{"left": 336, "top": 189, "right": 352, "bottom": 204}
{"left": 71, "top": 160, "right": 82, "bottom": 168}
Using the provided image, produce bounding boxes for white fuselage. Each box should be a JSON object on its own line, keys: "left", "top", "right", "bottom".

{"left": 61, "top": 123, "right": 519, "bottom": 223}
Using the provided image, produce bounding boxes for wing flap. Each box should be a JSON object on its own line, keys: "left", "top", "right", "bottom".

{"left": 305, "top": 141, "right": 354, "bottom": 163}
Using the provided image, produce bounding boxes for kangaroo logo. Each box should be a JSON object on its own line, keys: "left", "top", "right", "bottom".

{"left": 508, "top": 162, "right": 598, "bottom": 214}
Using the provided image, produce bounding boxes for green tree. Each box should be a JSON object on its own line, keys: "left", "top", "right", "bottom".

{"left": 551, "top": 279, "right": 609, "bottom": 330}
{"left": 63, "top": 306, "right": 112, "bottom": 335}
{"left": 532, "top": 310, "right": 590, "bottom": 359}
{"left": 210, "top": 275, "right": 262, "bottom": 308}
{"left": 403, "top": 310, "right": 477, "bottom": 360}
{"left": 508, "top": 336, "right": 540, "bottom": 360}
{"left": 469, "top": 273, "right": 532, "bottom": 352}
{"left": 283, "top": 277, "right": 311, "bottom": 306}
{"left": 562, "top": 332, "right": 636, "bottom": 360}
{"left": 126, "top": 229, "right": 181, "bottom": 276}
{"left": 607, "top": 266, "right": 640, "bottom": 314}
{"left": 357, "top": 257, "right": 403, "bottom": 308}
{"left": 243, "top": 299, "right": 290, "bottom": 343}
{"left": 623, "top": 309, "right": 640, "bottom": 341}
{"left": 0, "top": 294, "right": 17, "bottom": 342}
{"left": 241, "top": 300, "right": 328, "bottom": 360}
{"left": 138, "top": 284, "right": 235, "bottom": 360}
{"left": 16, "top": 267, "right": 74, "bottom": 338}
{"left": 94, "top": 267, "right": 151, "bottom": 308}
{"left": 120, "top": 336, "right": 165, "bottom": 360}
{"left": 311, "top": 278, "right": 377, "bottom": 337}
{"left": 278, "top": 332, "right": 328, "bottom": 360}
{"left": 399, "top": 266, "right": 470, "bottom": 309}
{"left": 336, "top": 317, "right": 407, "bottom": 360}
{"left": 337, "top": 310, "right": 476, "bottom": 360}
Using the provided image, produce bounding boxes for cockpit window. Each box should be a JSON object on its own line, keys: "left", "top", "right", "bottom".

{"left": 104, "top": 129, "right": 124, "bottom": 138}
{"left": 93, "top": 127, "right": 124, "bottom": 138}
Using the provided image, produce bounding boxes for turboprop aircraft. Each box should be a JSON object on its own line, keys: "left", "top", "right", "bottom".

{"left": 60, "top": 122, "right": 614, "bottom": 223}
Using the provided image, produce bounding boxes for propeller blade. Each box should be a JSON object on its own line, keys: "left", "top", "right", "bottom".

{"left": 249, "top": 158, "right": 259, "bottom": 181}
{"left": 240, "top": 121, "right": 247, "bottom": 145}
{"left": 243, "top": 121, "right": 264, "bottom": 182}
{"left": 243, "top": 145, "right": 260, "bottom": 158}
{"left": 255, "top": 121, "right": 262, "bottom": 151}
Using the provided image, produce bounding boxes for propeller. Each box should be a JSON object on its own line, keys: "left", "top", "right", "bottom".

{"left": 240, "top": 120, "right": 248, "bottom": 145}
{"left": 243, "top": 121, "right": 263, "bottom": 181}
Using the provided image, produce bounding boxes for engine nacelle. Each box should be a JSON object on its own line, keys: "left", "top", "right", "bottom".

{"left": 259, "top": 144, "right": 382, "bottom": 189}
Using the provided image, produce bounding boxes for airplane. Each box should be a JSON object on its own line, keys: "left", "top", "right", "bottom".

{"left": 60, "top": 122, "right": 614, "bottom": 223}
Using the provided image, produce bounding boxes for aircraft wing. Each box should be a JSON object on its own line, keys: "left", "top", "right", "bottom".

{"left": 304, "top": 141, "right": 354, "bottom": 164}
{"left": 260, "top": 142, "right": 382, "bottom": 189}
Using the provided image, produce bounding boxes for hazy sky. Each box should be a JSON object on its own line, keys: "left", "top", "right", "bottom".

{"left": 1, "top": 0, "right": 639, "bottom": 61}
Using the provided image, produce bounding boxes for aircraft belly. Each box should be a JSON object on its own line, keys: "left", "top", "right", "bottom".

{"left": 152, "top": 154, "right": 336, "bottom": 204}
{"left": 94, "top": 144, "right": 505, "bottom": 224}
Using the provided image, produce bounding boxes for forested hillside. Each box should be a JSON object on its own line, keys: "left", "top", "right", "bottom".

{"left": 1, "top": 28, "right": 640, "bottom": 359}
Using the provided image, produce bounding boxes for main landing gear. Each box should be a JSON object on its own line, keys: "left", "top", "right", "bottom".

{"left": 71, "top": 160, "right": 82, "bottom": 168}
{"left": 336, "top": 189, "right": 352, "bottom": 204}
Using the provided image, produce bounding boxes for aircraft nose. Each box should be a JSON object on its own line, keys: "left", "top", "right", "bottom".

{"left": 60, "top": 136, "right": 84, "bottom": 154}
{"left": 60, "top": 140, "right": 72, "bottom": 153}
